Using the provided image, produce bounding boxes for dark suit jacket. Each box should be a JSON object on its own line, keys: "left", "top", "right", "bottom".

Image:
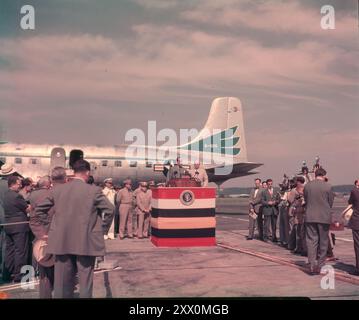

{"left": 3, "top": 189, "right": 29, "bottom": 234}
{"left": 304, "top": 179, "right": 334, "bottom": 224}
{"left": 34, "top": 178, "right": 114, "bottom": 256}
{"left": 29, "top": 187, "right": 53, "bottom": 239}
{"left": 0, "top": 178, "right": 8, "bottom": 224}
{"left": 261, "top": 188, "right": 279, "bottom": 216}
{"left": 249, "top": 187, "right": 262, "bottom": 213}
{"left": 348, "top": 188, "right": 359, "bottom": 230}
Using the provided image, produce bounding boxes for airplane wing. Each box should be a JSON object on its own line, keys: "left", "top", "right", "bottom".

{"left": 206, "top": 162, "right": 263, "bottom": 184}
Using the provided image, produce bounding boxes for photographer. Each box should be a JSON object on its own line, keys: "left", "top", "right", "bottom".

{"left": 288, "top": 176, "right": 307, "bottom": 256}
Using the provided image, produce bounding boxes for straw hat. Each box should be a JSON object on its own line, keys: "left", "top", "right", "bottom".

{"left": 0, "top": 163, "right": 16, "bottom": 176}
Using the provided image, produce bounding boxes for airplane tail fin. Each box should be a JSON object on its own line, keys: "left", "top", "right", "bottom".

{"left": 179, "top": 97, "right": 248, "bottom": 163}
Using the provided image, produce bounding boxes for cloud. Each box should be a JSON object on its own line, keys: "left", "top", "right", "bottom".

{"left": 0, "top": 0, "right": 357, "bottom": 184}
{"left": 0, "top": 22, "right": 355, "bottom": 113}
{"left": 133, "top": 0, "right": 179, "bottom": 9}
{"left": 181, "top": 0, "right": 357, "bottom": 39}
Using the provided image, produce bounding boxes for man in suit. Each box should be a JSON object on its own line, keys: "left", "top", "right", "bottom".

{"left": 348, "top": 179, "right": 359, "bottom": 275}
{"left": 0, "top": 163, "right": 16, "bottom": 224}
{"left": 247, "top": 178, "right": 263, "bottom": 240}
{"left": 34, "top": 160, "right": 114, "bottom": 298}
{"left": 166, "top": 157, "right": 188, "bottom": 185}
{"left": 29, "top": 171, "right": 64, "bottom": 298}
{"left": 0, "top": 164, "right": 17, "bottom": 281}
{"left": 189, "top": 161, "right": 209, "bottom": 187}
{"left": 304, "top": 168, "right": 334, "bottom": 275}
{"left": 3, "top": 175, "right": 30, "bottom": 282}
{"left": 261, "top": 179, "right": 280, "bottom": 242}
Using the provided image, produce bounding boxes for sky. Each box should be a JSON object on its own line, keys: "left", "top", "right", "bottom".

{"left": 0, "top": 0, "right": 358, "bottom": 187}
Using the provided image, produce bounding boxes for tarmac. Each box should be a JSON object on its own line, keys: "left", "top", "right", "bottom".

{"left": 1, "top": 197, "right": 358, "bottom": 299}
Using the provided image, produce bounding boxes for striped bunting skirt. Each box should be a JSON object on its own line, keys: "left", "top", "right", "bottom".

{"left": 150, "top": 187, "right": 216, "bottom": 247}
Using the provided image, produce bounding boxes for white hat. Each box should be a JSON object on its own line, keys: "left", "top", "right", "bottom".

{"left": 104, "top": 178, "right": 113, "bottom": 183}
{"left": 33, "top": 239, "right": 54, "bottom": 267}
{"left": 0, "top": 163, "right": 16, "bottom": 176}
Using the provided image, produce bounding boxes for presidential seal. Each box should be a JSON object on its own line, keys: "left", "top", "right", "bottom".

{"left": 180, "top": 190, "right": 195, "bottom": 206}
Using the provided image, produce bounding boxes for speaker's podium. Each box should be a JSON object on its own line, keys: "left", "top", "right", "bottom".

{"left": 151, "top": 177, "right": 216, "bottom": 247}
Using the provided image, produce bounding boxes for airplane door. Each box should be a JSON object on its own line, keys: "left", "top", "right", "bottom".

{"left": 50, "top": 147, "right": 66, "bottom": 170}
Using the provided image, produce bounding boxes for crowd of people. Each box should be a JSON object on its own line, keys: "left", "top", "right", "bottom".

{"left": 247, "top": 163, "right": 359, "bottom": 276}
{"left": 0, "top": 157, "right": 209, "bottom": 298}
{"left": 0, "top": 157, "right": 358, "bottom": 299}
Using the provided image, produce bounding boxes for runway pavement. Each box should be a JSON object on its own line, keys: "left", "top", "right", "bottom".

{"left": 1, "top": 197, "right": 358, "bottom": 299}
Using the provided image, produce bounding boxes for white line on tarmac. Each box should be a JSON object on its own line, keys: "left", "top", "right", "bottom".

{"left": 218, "top": 216, "right": 354, "bottom": 242}
{"left": 217, "top": 216, "right": 249, "bottom": 222}
{"left": 0, "top": 267, "right": 123, "bottom": 292}
{"left": 0, "top": 280, "right": 38, "bottom": 291}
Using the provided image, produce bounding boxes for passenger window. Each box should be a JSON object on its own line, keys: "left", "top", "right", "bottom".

{"left": 101, "top": 160, "right": 108, "bottom": 167}
{"left": 114, "top": 160, "right": 122, "bottom": 167}
{"left": 129, "top": 161, "right": 137, "bottom": 167}
{"left": 146, "top": 161, "right": 152, "bottom": 168}
{"left": 30, "top": 158, "right": 38, "bottom": 165}
{"left": 15, "top": 158, "right": 22, "bottom": 164}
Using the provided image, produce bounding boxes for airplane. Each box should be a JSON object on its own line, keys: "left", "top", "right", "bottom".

{"left": 0, "top": 97, "right": 262, "bottom": 187}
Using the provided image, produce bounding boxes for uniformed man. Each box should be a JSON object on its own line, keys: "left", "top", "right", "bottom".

{"left": 147, "top": 181, "right": 155, "bottom": 197}
{"left": 116, "top": 179, "right": 134, "bottom": 239}
{"left": 166, "top": 157, "right": 187, "bottom": 184}
{"left": 102, "top": 178, "right": 116, "bottom": 240}
{"left": 136, "top": 182, "right": 152, "bottom": 239}
{"left": 132, "top": 182, "right": 141, "bottom": 236}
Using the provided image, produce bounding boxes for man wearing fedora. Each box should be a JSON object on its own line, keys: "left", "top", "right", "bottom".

{"left": 34, "top": 160, "right": 114, "bottom": 298}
